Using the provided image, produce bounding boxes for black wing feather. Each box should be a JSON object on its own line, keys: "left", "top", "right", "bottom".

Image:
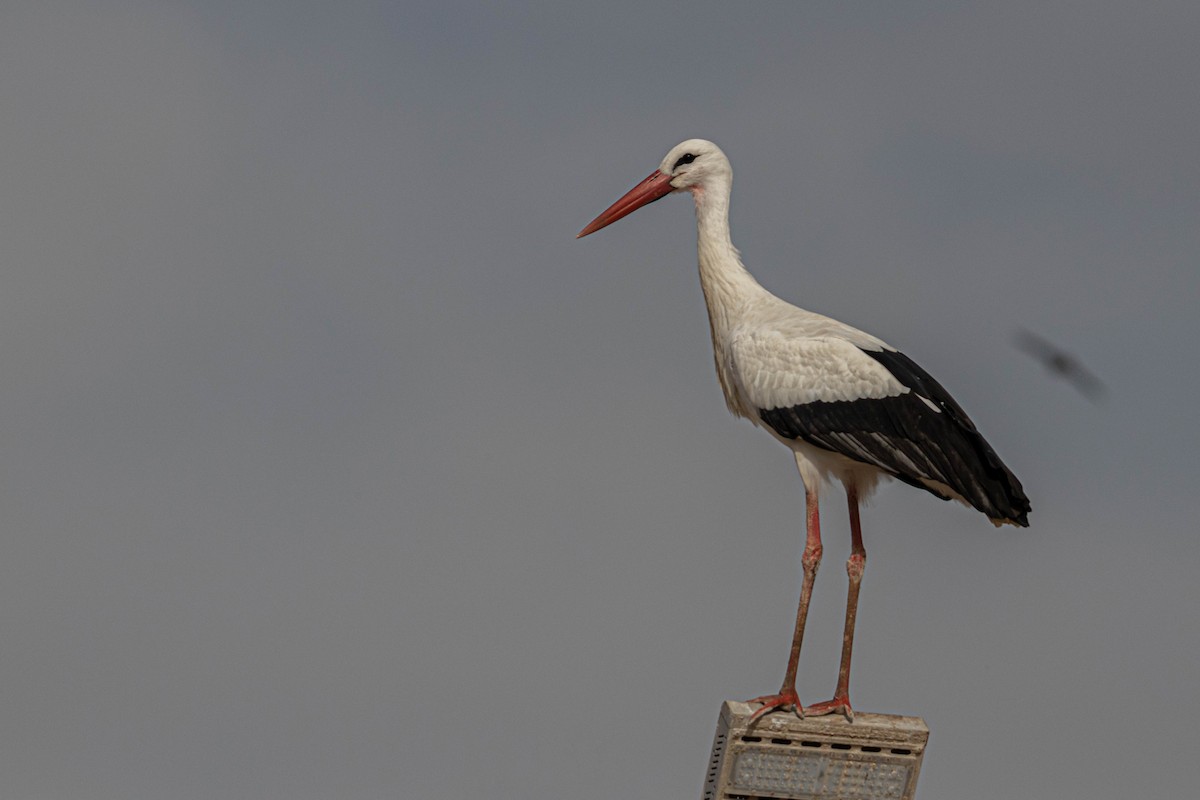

{"left": 758, "top": 348, "right": 1030, "bottom": 526}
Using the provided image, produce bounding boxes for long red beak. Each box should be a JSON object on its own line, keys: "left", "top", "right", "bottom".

{"left": 576, "top": 170, "right": 675, "bottom": 238}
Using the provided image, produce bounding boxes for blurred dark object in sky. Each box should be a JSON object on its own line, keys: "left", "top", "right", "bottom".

{"left": 1015, "top": 329, "right": 1107, "bottom": 403}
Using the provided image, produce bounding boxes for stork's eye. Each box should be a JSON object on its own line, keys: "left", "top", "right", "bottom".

{"left": 672, "top": 153, "right": 697, "bottom": 170}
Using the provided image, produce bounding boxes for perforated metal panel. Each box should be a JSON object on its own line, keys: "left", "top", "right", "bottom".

{"left": 703, "top": 701, "right": 928, "bottom": 800}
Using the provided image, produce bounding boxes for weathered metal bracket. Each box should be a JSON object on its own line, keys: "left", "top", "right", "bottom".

{"left": 703, "top": 701, "right": 929, "bottom": 800}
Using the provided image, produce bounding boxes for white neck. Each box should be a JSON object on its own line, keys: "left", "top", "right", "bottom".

{"left": 692, "top": 177, "right": 765, "bottom": 417}
{"left": 694, "top": 179, "right": 764, "bottom": 322}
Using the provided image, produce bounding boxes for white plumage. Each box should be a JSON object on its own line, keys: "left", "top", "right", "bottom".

{"left": 578, "top": 138, "right": 1028, "bottom": 721}
{"left": 733, "top": 334, "right": 905, "bottom": 411}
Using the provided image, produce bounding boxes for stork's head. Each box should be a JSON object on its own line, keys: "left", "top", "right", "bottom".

{"left": 577, "top": 138, "right": 730, "bottom": 238}
{"left": 659, "top": 138, "right": 731, "bottom": 191}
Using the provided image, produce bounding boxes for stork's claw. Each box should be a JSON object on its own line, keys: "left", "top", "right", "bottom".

{"left": 804, "top": 695, "right": 854, "bottom": 722}
{"left": 748, "top": 690, "right": 805, "bottom": 722}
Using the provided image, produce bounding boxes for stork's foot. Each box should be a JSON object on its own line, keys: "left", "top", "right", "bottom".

{"left": 748, "top": 689, "right": 804, "bottom": 721}
{"left": 804, "top": 695, "right": 854, "bottom": 722}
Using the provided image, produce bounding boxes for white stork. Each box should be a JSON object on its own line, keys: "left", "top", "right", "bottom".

{"left": 577, "top": 139, "right": 1030, "bottom": 721}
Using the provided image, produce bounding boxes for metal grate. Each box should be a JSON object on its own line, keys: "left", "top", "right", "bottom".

{"left": 702, "top": 701, "right": 929, "bottom": 800}
{"left": 703, "top": 728, "right": 729, "bottom": 800}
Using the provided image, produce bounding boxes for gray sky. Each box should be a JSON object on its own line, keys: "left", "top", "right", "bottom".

{"left": 1, "top": 2, "right": 1197, "bottom": 798}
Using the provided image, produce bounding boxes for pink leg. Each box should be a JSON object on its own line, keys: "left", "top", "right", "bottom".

{"left": 806, "top": 482, "right": 866, "bottom": 721}
{"left": 750, "top": 484, "right": 823, "bottom": 721}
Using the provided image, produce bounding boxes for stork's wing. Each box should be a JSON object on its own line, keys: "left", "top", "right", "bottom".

{"left": 731, "top": 333, "right": 1030, "bottom": 526}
